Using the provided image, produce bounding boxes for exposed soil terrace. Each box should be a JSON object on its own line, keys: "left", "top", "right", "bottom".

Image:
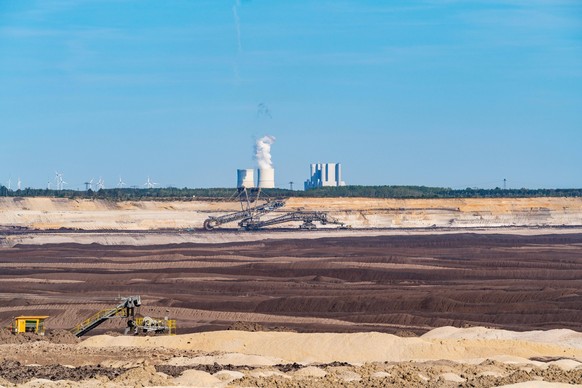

{"left": 1, "top": 196, "right": 582, "bottom": 230}
{"left": 1, "top": 214, "right": 582, "bottom": 386}
{"left": 1, "top": 232, "right": 582, "bottom": 335}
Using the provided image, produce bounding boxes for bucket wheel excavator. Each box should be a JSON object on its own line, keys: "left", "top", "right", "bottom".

{"left": 203, "top": 188, "right": 285, "bottom": 231}
{"left": 203, "top": 188, "right": 350, "bottom": 231}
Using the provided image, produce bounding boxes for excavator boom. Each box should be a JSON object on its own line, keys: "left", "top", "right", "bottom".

{"left": 71, "top": 296, "right": 141, "bottom": 337}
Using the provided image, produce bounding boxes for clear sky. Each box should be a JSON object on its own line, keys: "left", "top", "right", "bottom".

{"left": 1, "top": 0, "right": 581, "bottom": 190}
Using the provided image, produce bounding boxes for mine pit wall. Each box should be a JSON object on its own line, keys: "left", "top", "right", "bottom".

{"left": 333, "top": 208, "right": 565, "bottom": 228}
{"left": 283, "top": 197, "right": 582, "bottom": 229}
{"left": 0, "top": 197, "right": 581, "bottom": 230}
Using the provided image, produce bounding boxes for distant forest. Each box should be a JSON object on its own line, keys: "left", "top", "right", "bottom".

{"left": 1, "top": 185, "right": 582, "bottom": 200}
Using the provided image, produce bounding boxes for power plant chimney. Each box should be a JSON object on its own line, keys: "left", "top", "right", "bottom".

{"left": 257, "top": 168, "right": 275, "bottom": 188}
{"left": 237, "top": 169, "right": 255, "bottom": 188}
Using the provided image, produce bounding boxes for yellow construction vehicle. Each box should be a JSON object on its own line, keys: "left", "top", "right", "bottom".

{"left": 11, "top": 316, "right": 49, "bottom": 335}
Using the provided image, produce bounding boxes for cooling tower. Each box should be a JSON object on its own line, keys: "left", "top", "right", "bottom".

{"left": 237, "top": 169, "right": 255, "bottom": 188}
{"left": 257, "top": 168, "right": 275, "bottom": 188}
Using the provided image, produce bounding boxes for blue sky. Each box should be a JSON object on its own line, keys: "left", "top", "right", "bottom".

{"left": 1, "top": 0, "right": 581, "bottom": 190}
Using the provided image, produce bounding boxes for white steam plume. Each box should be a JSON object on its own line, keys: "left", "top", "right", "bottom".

{"left": 255, "top": 135, "right": 275, "bottom": 170}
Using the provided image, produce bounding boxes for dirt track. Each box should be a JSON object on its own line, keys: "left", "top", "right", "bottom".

{"left": 1, "top": 231, "right": 581, "bottom": 335}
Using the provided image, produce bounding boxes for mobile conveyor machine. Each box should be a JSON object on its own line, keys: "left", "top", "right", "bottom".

{"left": 70, "top": 296, "right": 175, "bottom": 337}
{"left": 203, "top": 188, "right": 350, "bottom": 231}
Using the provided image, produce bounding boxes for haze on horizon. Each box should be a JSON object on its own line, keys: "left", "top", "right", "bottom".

{"left": 0, "top": 0, "right": 580, "bottom": 190}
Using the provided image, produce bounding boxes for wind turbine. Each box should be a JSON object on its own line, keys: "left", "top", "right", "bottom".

{"left": 96, "top": 177, "right": 105, "bottom": 190}
{"left": 17, "top": 177, "right": 21, "bottom": 191}
{"left": 144, "top": 176, "right": 157, "bottom": 189}
{"left": 55, "top": 171, "right": 66, "bottom": 190}
{"left": 84, "top": 179, "right": 94, "bottom": 191}
{"left": 7, "top": 176, "right": 11, "bottom": 191}
{"left": 118, "top": 177, "right": 126, "bottom": 188}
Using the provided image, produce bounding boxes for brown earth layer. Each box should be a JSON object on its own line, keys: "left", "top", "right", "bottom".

{"left": 0, "top": 232, "right": 581, "bottom": 334}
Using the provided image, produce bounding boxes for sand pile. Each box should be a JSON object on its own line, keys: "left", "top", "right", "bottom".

{"left": 3, "top": 324, "right": 582, "bottom": 386}
{"left": 423, "top": 326, "right": 582, "bottom": 348}
{"left": 80, "top": 326, "right": 582, "bottom": 365}
{"left": 81, "top": 330, "right": 418, "bottom": 363}
{"left": 113, "top": 365, "right": 172, "bottom": 386}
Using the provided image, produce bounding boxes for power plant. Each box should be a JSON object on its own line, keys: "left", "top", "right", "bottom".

{"left": 305, "top": 163, "right": 345, "bottom": 190}
{"left": 237, "top": 135, "right": 276, "bottom": 189}
{"left": 236, "top": 168, "right": 275, "bottom": 188}
{"left": 237, "top": 169, "right": 255, "bottom": 188}
{"left": 257, "top": 167, "right": 275, "bottom": 188}
{"left": 235, "top": 138, "right": 346, "bottom": 191}
{"left": 221, "top": 138, "right": 351, "bottom": 231}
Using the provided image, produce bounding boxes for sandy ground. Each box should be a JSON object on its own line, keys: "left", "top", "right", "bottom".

{"left": 81, "top": 326, "right": 582, "bottom": 363}
{"left": 4, "top": 227, "right": 582, "bottom": 248}
{"left": 1, "top": 326, "right": 582, "bottom": 387}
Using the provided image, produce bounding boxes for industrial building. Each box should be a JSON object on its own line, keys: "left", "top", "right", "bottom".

{"left": 257, "top": 168, "right": 275, "bottom": 188}
{"left": 304, "top": 163, "right": 345, "bottom": 190}
{"left": 12, "top": 315, "right": 49, "bottom": 335}
{"left": 236, "top": 168, "right": 275, "bottom": 188}
{"left": 237, "top": 169, "right": 255, "bottom": 188}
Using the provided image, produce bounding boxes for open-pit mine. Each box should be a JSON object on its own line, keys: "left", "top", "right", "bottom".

{"left": 1, "top": 196, "right": 582, "bottom": 387}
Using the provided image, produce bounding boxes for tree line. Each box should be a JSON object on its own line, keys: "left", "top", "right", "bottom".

{"left": 1, "top": 185, "right": 581, "bottom": 200}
